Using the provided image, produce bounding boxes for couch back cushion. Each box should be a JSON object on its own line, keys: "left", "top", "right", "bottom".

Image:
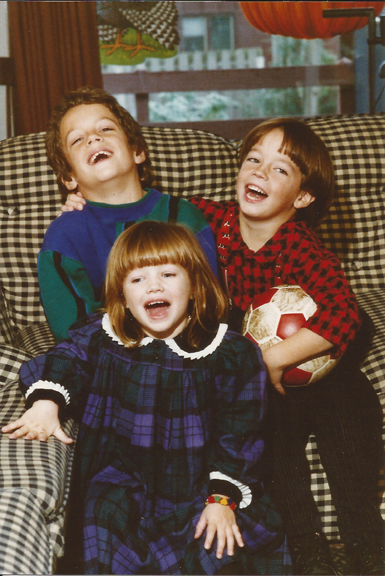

{"left": 0, "top": 133, "right": 62, "bottom": 342}
{"left": 0, "top": 114, "right": 384, "bottom": 340}
{"left": 306, "top": 114, "right": 385, "bottom": 293}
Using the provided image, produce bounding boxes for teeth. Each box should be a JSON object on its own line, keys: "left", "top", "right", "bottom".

{"left": 146, "top": 301, "right": 169, "bottom": 308}
{"left": 248, "top": 185, "right": 267, "bottom": 196}
{"left": 89, "top": 150, "right": 112, "bottom": 165}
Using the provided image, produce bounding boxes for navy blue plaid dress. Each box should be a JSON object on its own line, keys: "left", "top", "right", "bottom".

{"left": 19, "top": 314, "right": 289, "bottom": 575}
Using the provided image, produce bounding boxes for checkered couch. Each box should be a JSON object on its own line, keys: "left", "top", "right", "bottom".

{"left": 0, "top": 113, "right": 384, "bottom": 573}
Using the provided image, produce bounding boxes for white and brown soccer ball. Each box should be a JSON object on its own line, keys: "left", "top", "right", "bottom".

{"left": 242, "top": 284, "right": 338, "bottom": 386}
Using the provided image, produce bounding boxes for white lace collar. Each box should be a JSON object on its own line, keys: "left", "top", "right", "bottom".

{"left": 102, "top": 314, "right": 228, "bottom": 359}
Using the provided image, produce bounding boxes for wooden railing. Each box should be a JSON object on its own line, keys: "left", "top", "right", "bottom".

{"left": 103, "top": 62, "right": 355, "bottom": 140}
{"left": 115, "top": 47, "right": 265, "bottom": 73}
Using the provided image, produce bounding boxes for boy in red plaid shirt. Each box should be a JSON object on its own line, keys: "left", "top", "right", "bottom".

{"left": 191, "top": 118, "right": 384, "bottom": 575}
{"left": 65, "top": 118, "right": 384, "bottom": 575}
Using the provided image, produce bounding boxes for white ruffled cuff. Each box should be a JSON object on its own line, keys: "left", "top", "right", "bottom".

{"left": 25, "top": 380, "right": 71, "bottom": 406}
{"left": 209, "top": 470, "right": 252, "bottom": 509}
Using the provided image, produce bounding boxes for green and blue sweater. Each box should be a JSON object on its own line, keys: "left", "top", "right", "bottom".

{"left": 38, "top": 189, "right": 218, "bottom": 342}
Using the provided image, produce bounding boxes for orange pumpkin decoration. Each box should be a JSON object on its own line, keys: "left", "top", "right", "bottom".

{"left": 240, "top": 2, "right": 385, "bottom": 39}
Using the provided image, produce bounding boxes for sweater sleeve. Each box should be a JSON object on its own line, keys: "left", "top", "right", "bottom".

{"left": 19, "top": 317, "right": 100, "bottom": 414}
{"left": 38, "top": 250, "right": 101, "bottom": 343}
{"left": 189, "top": 196, "right": 228, "bottom": 237}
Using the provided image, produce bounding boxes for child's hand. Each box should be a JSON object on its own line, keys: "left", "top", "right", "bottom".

{"left": 261, "top": 346, "right": 286, "bottom": 395}
{"left": 2, "top": 400, "right": 73, "bottom": 444}
{"left": 61, "top": 191, "right": 86, "bottom": 213}
{"left": 194, "top": 499, "right": 244, "bottom": 559}
{"left": 261, "top": 327, "right": 333, "bottom": 396}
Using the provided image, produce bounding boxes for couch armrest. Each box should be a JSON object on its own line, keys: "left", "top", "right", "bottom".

{"left": 0, "top": 345, "right": 78, "bottom": 569}
{"left": 0, "top": 378, "right": 77, "bottom": 516}
{"left": 0, "top": 285, "right": 17, "bottom": 346}
{"left": 0, "top": 488, "right": 55, "bottom": 574}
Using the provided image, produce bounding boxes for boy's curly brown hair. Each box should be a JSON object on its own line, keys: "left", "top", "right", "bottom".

{"left": 45, "top": 86, "right": 153, "bottom": 200}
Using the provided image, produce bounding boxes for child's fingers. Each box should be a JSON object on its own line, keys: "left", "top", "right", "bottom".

{"left": 272, "top": 381, "right": 286, "bottom": 395}
{"left": 196, "top": 506, "right": 243, "bottom": 559}
{"left": 54, "top": 427, "right": 74, "bottom": 445}
{"left": 215, "top": 532, "right": 226, "bottom": 559}
{"left": 72, "top": 192, "right": 86, "bottom": 208}
{"left": 194, "top": 514, "right": 207, "bottom": 539}
{"left": 203, "top": 525, "right": 217, "bottom": 551}
{"left": 61, "top": 192, "right": 86, "bottom": 214}
{"left": 25, "top": 429, "right": 47, "bottom": 441}
{"left": 2, "top": 419, "right": 23, "bottom": 434}
{"left": 221, "top": 529, "right": 234, "bottom": 558}
{"left": 232, "top": 523, "right": 244, "bottom": 548}
{"left": 61, "top": 202, "right": 83, "bottom": 213}
{"left": 5, "top": 424, "right": 30, "bottom": 439}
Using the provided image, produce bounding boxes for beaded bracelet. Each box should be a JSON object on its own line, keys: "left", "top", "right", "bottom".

{"left": 205, "top": 495, "right": 237, "bottom": 511}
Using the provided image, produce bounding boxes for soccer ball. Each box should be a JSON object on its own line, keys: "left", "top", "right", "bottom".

{"left": 242, "top": 284, "right": 338, "bottom": 386}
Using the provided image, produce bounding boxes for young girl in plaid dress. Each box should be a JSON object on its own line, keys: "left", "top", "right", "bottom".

{"left": 3, "top": 221, "right": 288, "bottom": 575}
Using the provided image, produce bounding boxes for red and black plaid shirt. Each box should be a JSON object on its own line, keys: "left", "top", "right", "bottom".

{"left": 191, "top": 197, "right": 361, "bottom": 357}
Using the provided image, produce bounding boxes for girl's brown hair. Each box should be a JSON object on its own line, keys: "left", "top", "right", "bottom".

{"left": 104, "top": 220, "right": 228, "bottom": 348}
{"left": 239, "top": 118, "right": 335, "bottom": 226}
{"left": 45, "top": 86, "right": 153, "bottom": 200}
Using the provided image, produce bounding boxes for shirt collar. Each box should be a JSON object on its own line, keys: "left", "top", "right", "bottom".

{"left": 102, "top": 314, "right": 228, "bottom": 359}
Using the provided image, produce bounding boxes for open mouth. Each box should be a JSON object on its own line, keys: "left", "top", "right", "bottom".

{"left": 88, "top": 150, "right": 112, "bottom": 165}
{"left": 246, "top": 184, "right": 268, "bottom": 200}
{"left": 145, "top": 301, "right": 170, "bottom": 319}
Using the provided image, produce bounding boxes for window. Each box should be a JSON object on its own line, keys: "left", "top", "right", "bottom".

{"left": 182, "top": 17, "right": 206, "bottom": 52}
{"left": 100, "top": 2, "right": 360, "bottom": 138}
{"left": 209, "top": 15, "right": 234, "bottom": 51}
{"left": 181, "top": 14, "right": 234, "bottom": 52}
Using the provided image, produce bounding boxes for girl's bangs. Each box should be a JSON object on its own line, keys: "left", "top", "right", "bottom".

{"left": 122, "top": 232, "right": 190, "bottom": 273}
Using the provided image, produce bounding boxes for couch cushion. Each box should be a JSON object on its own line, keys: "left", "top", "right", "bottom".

{"left": 142, "top": 126, "right": 240, "bottom": 200}
{"left": 0, "top": 344, "right": 32, "bottom": 386}
{"left": 0, "top": 286, "right": 17, "bottom": 345}
{"left": 0, "top": 488, "right": 53, "bottom": 574}
{"left": 0, "top": 372, "right": 78, "bottom": 563}
{"left": 306, "top": 114, "right": 385, "bottom": 293}
{"left": 0, "top": 377, "right": 77, "bottom": 516}
{"left": 0, "top": 133, "right": 62, "bottom": 342}
{"left": 356, "top": 290, "right": 385, "bottom": 397}
{"left": 15, "top": 321, "right": 56, "bottom": 357}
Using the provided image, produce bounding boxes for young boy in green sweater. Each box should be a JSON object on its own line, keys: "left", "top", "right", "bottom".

{"left": 39, "top": 86, "right": 218, "bottom": 343}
